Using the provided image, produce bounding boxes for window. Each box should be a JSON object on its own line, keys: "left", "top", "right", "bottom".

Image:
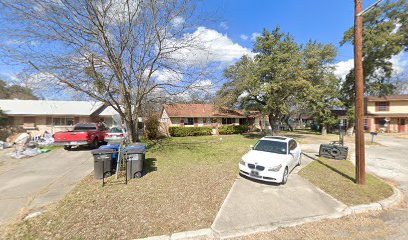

{"left": 289, "top": 140, "right": 297, "bottom": 151}
{"left": 222, "top": 118, "right": 234, "bottom": 124}
{"left": 53, "top": 117, "right": 74, "bottom": 126}
{"left": 239, "top": 118, "right": 247, "bottom": 125}
{"left": 376, "top": 102, "right": 389, "bottom": 112}
{"left": 253, "top": 140, "right": 287, "bottom": 155}
{"left": 74, "top": 123, "right": 97, "bottom": 131}
{"left": 186, "top": 118, "right": 194, "bottom": 125}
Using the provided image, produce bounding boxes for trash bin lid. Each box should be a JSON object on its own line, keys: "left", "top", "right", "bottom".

{"left": 124, "top": 145, "right": 146, "bottom": 154}
{"left": 91, "top": 149, "right": 115, "bottom": 155}
{"left": 99, "top": 145, "right": 120, "bottom": 151}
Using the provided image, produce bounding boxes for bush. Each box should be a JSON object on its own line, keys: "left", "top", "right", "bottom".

{"left": 169, "top": 126, "right": 212, "bottom": 137}
{"left": 218, "top": 125, "right": 247, "bottom": 135}
{"left": 144, "top": 114, "right": 160, "bottom": 140}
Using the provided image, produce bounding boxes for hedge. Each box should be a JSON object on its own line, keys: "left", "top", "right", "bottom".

{"left": 169, "top": 126, "right": 212, "bottom": 137}
{"left": 218, "top": 125, "right": 247, "bottom": 135}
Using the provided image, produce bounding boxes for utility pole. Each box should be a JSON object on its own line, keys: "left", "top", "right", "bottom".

{"left": 354, "top": 0, "right": 365, "bottom": 185}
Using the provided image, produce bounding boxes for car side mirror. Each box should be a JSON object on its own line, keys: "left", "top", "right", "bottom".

{"left": 249, "top": 145, "right": 254, "bottom": 149}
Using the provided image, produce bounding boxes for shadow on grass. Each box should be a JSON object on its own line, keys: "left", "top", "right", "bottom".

{"left": 315, "top": 158, "right": 355, "bottom": 183}
{"left": 143, "top": 158, "right": 157, "bottom": 175}
{"left": 242, "top": 133, "right": 265, "bottom": 139}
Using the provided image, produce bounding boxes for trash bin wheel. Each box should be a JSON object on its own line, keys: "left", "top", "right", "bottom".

{"left": 134, "top": 171, "right": 142, "bottom": 178}
{"left": 64, "top": 145, "right": 72, "bottom": 151}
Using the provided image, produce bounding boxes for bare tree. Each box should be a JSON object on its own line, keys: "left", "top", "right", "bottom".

{"left": 0, "top": 0, "right": 210, "bottom": 142}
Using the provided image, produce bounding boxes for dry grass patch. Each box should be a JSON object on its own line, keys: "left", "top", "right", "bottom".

{"left": 236, "top": 211, "right": 396, "bottom": 240}
{"left": 299, "top": 157, "right": 393, "bottom": 206}
{"left": 4, "top": 135, "right": 258, "bottom": 239}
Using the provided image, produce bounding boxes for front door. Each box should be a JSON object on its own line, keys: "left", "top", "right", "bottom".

{"left": 398, "top": 118, "right": 406, "bottom": 133}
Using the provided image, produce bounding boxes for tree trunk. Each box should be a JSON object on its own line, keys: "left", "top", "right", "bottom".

{"left": 283, "top": 116, "right": 293, "bottom": 131}
{"left": 268, "top": 113, "right": 277, "bottom": 135}
{"left": 127, "top": 118, "right": 140, "bottom": 143}
{"left": 321, "top": 125, "right": 327, "bottom": 135}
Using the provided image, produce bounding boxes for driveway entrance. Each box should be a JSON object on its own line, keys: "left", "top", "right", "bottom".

{"left": 0, "top": 148, "right": 93, "bottom": 225}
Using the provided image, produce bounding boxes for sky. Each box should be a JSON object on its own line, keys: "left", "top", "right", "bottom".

{"left": 0, "top": 0, "right": 407, "bottom": 99}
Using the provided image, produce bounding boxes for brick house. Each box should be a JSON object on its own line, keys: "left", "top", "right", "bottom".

{"left": 365, "top": 95, "right": 408, "bottom": 133}
{"left": 0, "top": 99, "right": 119, "bottom": 135}
{"left": 160, "top": 104, "right": 248, "bottom": 128}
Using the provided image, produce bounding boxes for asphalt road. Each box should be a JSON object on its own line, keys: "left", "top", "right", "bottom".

{"left": 0, "top": 147, "right": 93, "bottom": 225}
{"left": 355, "top": 134, "right": 408, "bottom": 240}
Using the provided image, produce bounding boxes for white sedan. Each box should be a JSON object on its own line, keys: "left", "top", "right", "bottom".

{"left": 104, "top": 127, "right": 127, "bottom": 143}
{"left": 239, "top": 136, "right": 302, "bottom": 184}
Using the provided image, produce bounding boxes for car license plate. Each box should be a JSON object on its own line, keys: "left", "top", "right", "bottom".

{"left": 250, "top": 170, "right": 259, "bottom": 177}
{"left": 70, "top": 141, "right": 78, "bottom": 145}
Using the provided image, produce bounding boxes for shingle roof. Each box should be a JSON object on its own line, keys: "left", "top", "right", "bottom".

{"left": 0, "top": 99, "right": 117, "bottom": 116}
{"left": 366, "top": 95, "right": 408, "bottom": 101}
{"left": 163, "top": 104, "right": 246, "bottom": 118}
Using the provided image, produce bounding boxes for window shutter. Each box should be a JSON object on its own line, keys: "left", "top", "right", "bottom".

{"left": 375, "top": 102, "right": 379, "bottom": 111}
{"left": 386, "top": 102, "right": 390, "bottom": 111}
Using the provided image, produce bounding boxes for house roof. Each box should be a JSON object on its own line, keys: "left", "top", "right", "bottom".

{"left": 162, "top": 104, "right": 246, "bottom": 118}
{"left": 366, "top": 95, "right": 408, "bottom": 101}
{"left": 0, "top": 99, "right": 118, "bottom": 116}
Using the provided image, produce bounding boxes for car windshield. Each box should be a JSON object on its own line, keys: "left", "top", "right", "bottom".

{"left": 109, "top": 127, "right": 123, "bottom": 133}
{"left": 253, "top": 140, "right": 287, "bottom": 154}
{"left": 74, "top": 124, "right": 97, "bottom": 131}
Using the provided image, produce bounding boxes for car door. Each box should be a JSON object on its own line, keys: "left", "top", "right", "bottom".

{"left": 288, "top": 140, "right": 296, "bottom": 169}
{"left": 292, "top": 140, "right": 301, "bottom": 163}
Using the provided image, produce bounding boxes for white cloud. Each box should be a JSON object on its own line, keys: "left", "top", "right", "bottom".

{"left": 172, "top": 16, "right": 185, "bottom": 28}
{"left": 152, "top": 69, "right": 183, "bottom": 84}
{"left": 334, "top": 53, "right": 408, "bottom": 80}
{"left": 334, "top": 59, "right": 354, "bottom": 79}
{"left": 389, "top": 52, "right": 408, "bottom": 75}
{"left": 219, "top": 22, "right": 228, "bottom": 30}
{"left": 191, "top": 79, "right": 213, "bottom": 91}
{"left": 251, "top": 32, "right": 261, "bottom": 41}
{"left": 240, "top": 34, "right": 249, "bottom": 41}
{"left": 170, "top": 27, "right": 252, "bottom": 66}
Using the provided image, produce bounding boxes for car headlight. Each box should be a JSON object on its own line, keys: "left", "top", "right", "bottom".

{"left": 239, "top": 159, "right": 246, "bottom": 165}
{"left": 268, "top": 164, "right": 282, "bottom": 172}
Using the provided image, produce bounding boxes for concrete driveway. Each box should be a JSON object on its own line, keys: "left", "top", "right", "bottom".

{"left": 212, "top": 145, "right": 346, "bottom": 238}
{"left": 0, "top": 147, "right": 93, "bottom": 225}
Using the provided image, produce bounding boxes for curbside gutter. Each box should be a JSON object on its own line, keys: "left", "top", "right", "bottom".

{"left": 136, "top": 184, "right": 403, "bottom": 240}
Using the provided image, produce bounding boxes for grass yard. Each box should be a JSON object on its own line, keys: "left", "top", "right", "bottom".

{"left": 4, "top": 135, "right": 258, "bottom": 239}
{"left": 299, "top": 157, "right": 393, "bottom": 206}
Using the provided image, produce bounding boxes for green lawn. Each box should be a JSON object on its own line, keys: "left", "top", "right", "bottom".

{"left": 5, "top": 135, "right": 258, "bottom": 239}
{"left": 299, "top": 157, "right": 393, "bottom": 206}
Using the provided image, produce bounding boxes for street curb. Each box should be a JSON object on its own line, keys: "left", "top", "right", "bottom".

{"left": 135, "top": 228, "right": 213, "bottom": 240}
{"left": 136, "top": 183, "right": 403, "bottom": 240}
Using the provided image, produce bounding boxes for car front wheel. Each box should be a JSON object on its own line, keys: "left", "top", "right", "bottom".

{"left": 281, "top": 167, "right": 288, "bottom": 185}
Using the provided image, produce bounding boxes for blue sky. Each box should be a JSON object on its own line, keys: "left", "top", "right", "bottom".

{"left": 0, "top": 0, "right": 407, "bottom": 99}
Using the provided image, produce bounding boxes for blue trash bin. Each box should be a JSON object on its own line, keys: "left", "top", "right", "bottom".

{"left": 99, "top": 145, "right": 120, "bottom": 169}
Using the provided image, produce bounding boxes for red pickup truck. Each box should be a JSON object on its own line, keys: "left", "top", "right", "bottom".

{"left": 53, "top": 123, "right": 109, "bottom": 150}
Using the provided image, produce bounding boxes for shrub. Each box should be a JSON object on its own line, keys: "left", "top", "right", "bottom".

{"left": 144, "top": 114, "right": 161, "bottom": 140}
{"left": 169, "top": 126, "right": 212, "bottom": 137}
{"left": 218, "top": 125, "right": 247, "bottom": 135}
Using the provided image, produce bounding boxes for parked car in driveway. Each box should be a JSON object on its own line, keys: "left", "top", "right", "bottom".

{"left": 53, "top": 123, "right": 109, "bottom": 150}
{"left": 104, "top": 126, "right": 127, "bottom": 143}
{"left": 239, "top": 136, "right": 302, "bottom": 184}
